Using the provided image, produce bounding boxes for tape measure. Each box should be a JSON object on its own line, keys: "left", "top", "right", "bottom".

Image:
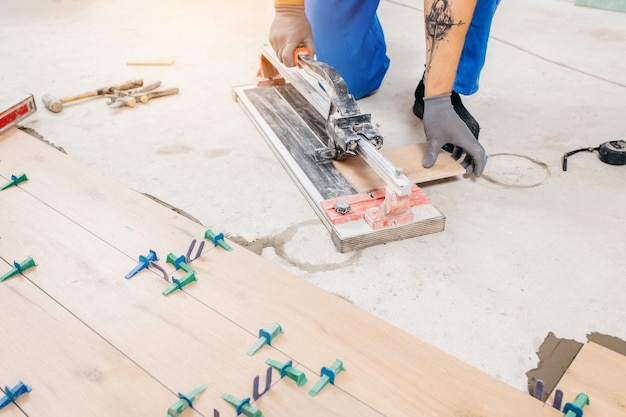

{"left": 562, "top": 139, "right": 626, "bottom": 171}
{"left": 0, "top": 95, "right": 37, "bottom": 135}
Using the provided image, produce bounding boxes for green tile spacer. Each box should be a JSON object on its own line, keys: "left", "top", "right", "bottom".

{"left": 1, "top": 257, "right": 37, "bottom": 282}
{"left": 222, "top": 393, "right": 263, "bottom": 417}
{"left": 162, "top": 270, "right": 197, "bottom": 296}
{"left": 309, "top": 359, "right": 345, "bottom": 397}
{"left": 563, "top": 392, "right": 590, "bottom": 417}
{"left": 0, "top": 173, "right": 28, "bottom": 191}
{"left": 166, "top": 253, "right": 193, "bottom": 272}
{"left": 167, "top": 385, "right": 207, "bottom": 417}
{"left": 204, "top": 229, "right": 233, "bottom": 251}
{"left": 247, "top": 323, "right": 283, "bottom": 356}
{"left": 265, "top": 359, "right": 307, "bottom": 387}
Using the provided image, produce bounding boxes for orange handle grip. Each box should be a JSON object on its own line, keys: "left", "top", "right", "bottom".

{"left": 293, "top": 46, "right": 311, "bottom": 68}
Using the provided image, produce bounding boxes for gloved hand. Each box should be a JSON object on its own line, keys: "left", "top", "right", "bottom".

{"left": 269, "top": 6, "right": 315, "bottom": 67}
{"left": 422, "top": 93, "right": 487, "bottom": 176}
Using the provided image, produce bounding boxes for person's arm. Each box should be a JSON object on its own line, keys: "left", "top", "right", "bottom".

{"left": 423, "top": 0, "right": 476, "bottom": 96}
{"left": 269, "top": 0, "right": 315, "bottom": 67}
{"left": 421, "top": 0, "right": 487, "bottom": 176}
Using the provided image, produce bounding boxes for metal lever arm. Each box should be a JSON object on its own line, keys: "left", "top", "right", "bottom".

{"left": 297, "top": 51, "right": 412, "bottom": 196}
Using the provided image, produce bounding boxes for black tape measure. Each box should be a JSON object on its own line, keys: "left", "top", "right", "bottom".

{"left": 562, "top": 139, "right": 626, "bottom": 171}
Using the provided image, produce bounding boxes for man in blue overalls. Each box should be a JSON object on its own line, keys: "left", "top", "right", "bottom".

{"left": 269, "top": 0, "right": 500, "bottom": 177}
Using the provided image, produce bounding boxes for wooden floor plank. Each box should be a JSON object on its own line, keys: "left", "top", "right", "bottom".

{"left": 549, "top": 342, "right": 626, "bottom": 417}
{"left": 0, "top": 130, "right": 382, "bottom": 417}
{"left": 0, "top": 270, "right": 176, "bottom": 417}
{"left": 333, "top": 143, "right": 466, "bottom": 192}
{"left": 0, "top": 128, "right": 575, "bottom": 417}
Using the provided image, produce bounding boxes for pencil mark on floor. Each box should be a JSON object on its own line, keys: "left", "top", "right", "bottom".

{"left": 481, "top": 153, "right": 551, "bottom": 188}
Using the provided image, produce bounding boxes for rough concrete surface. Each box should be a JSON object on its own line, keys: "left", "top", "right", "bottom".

{"left": 1, "top": 0, "right": 625, "bottom": 394}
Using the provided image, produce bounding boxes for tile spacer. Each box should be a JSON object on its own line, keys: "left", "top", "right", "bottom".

{"left": 185, "top": 239, "right": 205, "bottom": 263}
{"left": 204, "top": 229, "right": 233, "bottom": 252}
{"left": 222, "top": 393, "right": 264, "bottom": 417}
{"left": 125, "top": 250, "right": 158, "bottom": 279}
{"left": 265, "top": 359, "right": 308, "bottom": 386}
{"left": 563, "top": 392, "right": 589, "bottom": 417}
{"left": 0, "top": 381, "right": 32, "bottom": 410}
{"left": 534, "top": 379, "right": 544, "bottom": 401}
{"left": 167, "top": 385, "right": 207, "bottom": 417}
{"left": 162, "top": 272, "right": 197, "bottom": 296}
{"left": 553, "top": 389, "right": 563, "bottom": 410}
{"left": 247, "top": 323, "right": 283, "bottom": 356}
{"left": 309, "top": 359, "right": 345, "bottom": 397}
{"left": 166, "top": 253, "right": 192, "bottom": 271}
{"left": 163, "top": 253, "right": 197, "bottom": 296}
{"left": 0, "top": 173, "right": 28, "bottom": 191}
{"left": 1, "top": 257, "right": 37, "bottom": 282}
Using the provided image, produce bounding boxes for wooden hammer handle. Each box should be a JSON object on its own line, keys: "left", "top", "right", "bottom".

{"left": 139, "top": 88, "right": 179, "bottom": 103}
{"left": 61, "top": 79, "right": 144, "bottom": 103}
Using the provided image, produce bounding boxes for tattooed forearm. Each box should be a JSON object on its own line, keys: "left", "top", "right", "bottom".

{"left": 425, "top": 0, "right": 465, "bottom": 73}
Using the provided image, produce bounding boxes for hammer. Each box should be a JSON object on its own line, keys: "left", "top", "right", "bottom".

{"left": 42, "top": 79, "right": 143, "bottom": 113}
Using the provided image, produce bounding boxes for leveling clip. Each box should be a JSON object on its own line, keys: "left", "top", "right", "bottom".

{"left": 204, "top": 229, "right": 233, "bottom": 252}
{"left": 309, "top": 359, "right": 345, "bottom": 397}
{"left": 125, "top": 250, "right": 159, "bottom": 279}
{"left": 162, "top": 253, "right": 197, "bottom": 296}
{"left": 167, "top": 385, "right": 207, "bottom": 417}
{"left": 1, "top": 257, "right": 37, "bottom": 282}
{"left": 266, "top": 359, "right": 308, "bottom": 386}
{"left": 563, "top": 392, "right": 589, "bottom": 417}
{"left": 0, "top": 173, "right": 28, "bottom": 191}
{"left": 247, "top": 323, "right": 283, "bottom": 356}
{"left": 0, "top": 381, "right": 31, "bottom": 410}
{"left": 222, "top": 393, "right": 263, "bottom": 417}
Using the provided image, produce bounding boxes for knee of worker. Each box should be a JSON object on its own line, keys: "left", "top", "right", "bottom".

{"left": 319, "top": 48, "right": 390, "bottom": 100}
{"left": 305, "top": 0, "right": 389, "bottom": 99}
{"left": 453, "top": 0, "right": 500, "bottom": 95}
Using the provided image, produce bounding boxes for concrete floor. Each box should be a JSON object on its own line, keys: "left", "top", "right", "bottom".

{"left": 1, "top": 0, "right": 625, "bottom": 394}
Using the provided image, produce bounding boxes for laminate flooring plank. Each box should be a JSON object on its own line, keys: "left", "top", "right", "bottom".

{"left": 549, "top": 342, "right": 626, "bottom": 417}
{"left": 0, "top": 129, "right": 562, "bottom": 417}
{"left": 0, "top": 128, "right": 205, "bottom": 271}
{"left": 188, "top": 246, "right": 563, "bottom": 417}
{"left": 0, "top": 191, "right": 283, "bottom": 416}
{"left": 0, "top": 174, "right": 381, "bottom": 417}
{"left": 0, "top": 267, "right": 177, "bottom": 417}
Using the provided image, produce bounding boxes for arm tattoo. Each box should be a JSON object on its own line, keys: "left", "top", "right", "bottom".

{"left": 425, "top": 0, "right": 465, "bottom": 73}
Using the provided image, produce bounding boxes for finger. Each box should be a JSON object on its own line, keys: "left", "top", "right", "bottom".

{"left": 460, "top": 153, "right": 474, "bottom": 171}
{"left": 304, "top": 38, "right": 316, "bottom": 58}
{"left": 474, "top": 154, "right": 488, "bottom": 177}
{"left": 422, "top": 139, "right": 444, "bottom": 168}
{"left": 464, "top": 143, "right": 487, "bottom": 176}
{"left": 280, "top": 43, "right": 298, "bottom": 67}
{"left": 451, "top": 146, "right": 464, "bottom": 160}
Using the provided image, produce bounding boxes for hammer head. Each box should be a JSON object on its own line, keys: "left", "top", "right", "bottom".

{"left": 42, "top": 94, "right": 63, "bottom": 113}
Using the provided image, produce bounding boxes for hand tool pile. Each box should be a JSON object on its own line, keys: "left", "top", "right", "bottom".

{"left": 105, "top": 80, "right": 179, "bottom": 109}
{"left": 41, "top": 79, "right": 179, "bottom": 113}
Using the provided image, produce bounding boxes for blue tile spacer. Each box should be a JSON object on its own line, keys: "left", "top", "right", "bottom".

{"left": 213, "top": 232, "right": 225, "bottom": 246}
{"left": 320, "top": 366, "right": 336, "bottom": 384}
{"left": 236, "top": 397, "right": 251, "bottom": 416}
{"left": 177, "top": 392, "right": 193, "bottom": 408}
{"left": 259, "top": 329, "right": 272, "bottom": 345}
{"left": 280, "top": 360, "right": 293, "bottom": 378}
{"left": 0, "top": 381, "right": 32, "bottom": 410}
{"left": 125, "top": 250, "right": 158, "bottom": 279}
